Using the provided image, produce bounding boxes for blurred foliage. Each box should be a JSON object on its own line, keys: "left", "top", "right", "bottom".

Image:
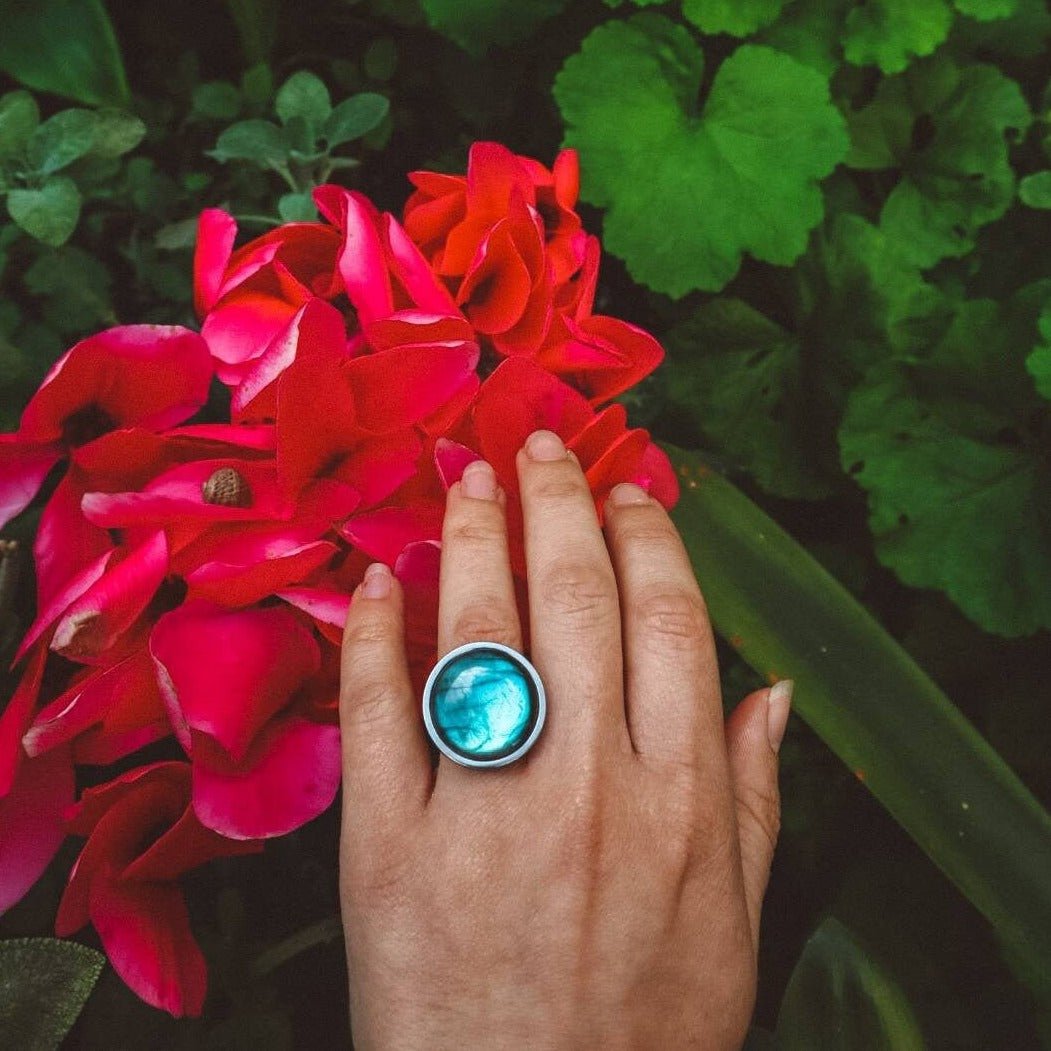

{"left": 1, "top": 0, "right": 1050, "bottom": 1047}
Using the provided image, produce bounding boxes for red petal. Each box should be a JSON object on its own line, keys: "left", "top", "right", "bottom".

{"left": 0, "top": 745, "right": 73, "bottom": 915}
{"left": 150, "top": 602, "right": 320, "bottom": 763}
{"left": 339, "top": 503, "right": 443, "bottom": 564}
{"left": 433, "top": 437, "right": 481, "bottom": 490}
{"left": 634, "top": 442, "right": 680, "bottom": 509}
{"left": 0, "top": 644, "right": 47, "bottom": 797}
{"left": 19, "top": 327, "right": 213, "bottom": 442}
{"left": 383, "top": 215, "right": 458, "bottom": 314}
{"left": 458, "top": 220, "right": 532, "bottom": 334}
{"left": 89, "top": 875, "right": 207, "bottom": 1017}
{"left": 0, "top": 436, "right": 62, "bottom": 530}
{"left": 201, "top": 293, "right": 303, "bottom": 376}
{"left": 190, "top": 716, "right": 341, "bottom": 839}
{"left": 193, "top": 209, "right": 237, "bottom": 316}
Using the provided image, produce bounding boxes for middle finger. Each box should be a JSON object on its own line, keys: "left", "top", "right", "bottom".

{"left": 516, "top": 429, "right": 627, "bottom": 761}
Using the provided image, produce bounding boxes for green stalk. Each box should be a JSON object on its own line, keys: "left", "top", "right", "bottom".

{"left": 664, "top": 444, "right": 1051, "bottom": 992}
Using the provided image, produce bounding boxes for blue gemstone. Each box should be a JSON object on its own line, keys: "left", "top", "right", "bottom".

{"left": 429, "top": 648, "right": 538, "bottom": 760}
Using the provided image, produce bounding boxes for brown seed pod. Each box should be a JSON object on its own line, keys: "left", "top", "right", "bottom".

{"left": 202, "top": 467, "right": 253, "bottom": 508}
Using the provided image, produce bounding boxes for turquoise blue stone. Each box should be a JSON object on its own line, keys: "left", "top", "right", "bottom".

{"left": 429, "top": 648, "right": 537, "bottom": 759}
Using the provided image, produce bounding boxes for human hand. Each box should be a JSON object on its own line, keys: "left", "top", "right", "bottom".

{"left": 338, "top": 428, "right": 790, "bottom": 1050}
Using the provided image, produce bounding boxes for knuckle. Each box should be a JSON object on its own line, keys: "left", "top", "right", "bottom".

{"left": 634, "top": 588, "right": 709, "bottom": 652}
{"left": 343, "top": 611, "right": 395, "bottom": 652}
{"left": 449, "top": 601, "right": 520, "bottom": 648}
{"left": 539, "top": 559, "right": 616, "bottom": 621}
{"left": 444, "top": 514, "right": 505, "bottom": 548}
{"left": 618, "top": 515, "right": 679, "bottom": 549}
{"left": 532, "top": 473, "right": 587, "bottom": 505}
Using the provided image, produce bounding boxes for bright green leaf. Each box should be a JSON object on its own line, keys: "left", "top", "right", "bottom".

{"left": 278, "top": 192, "right": 319, "bottom": 222}
{"left": 420, "top": 0, "right": 567, "bottom": 56}
{"left": 0, "top": 937, "right": 106, "bottom": 1050}
{"left": 554, "top": 17, "right": 849, "bottom": 297}
{"left": 842, "top": 367, "right": 1051, "bottom": 637}
{"left": 777, "top": 919, "right": 926, "bottom": 1050}
{"left": 7, "top": 178, "right": 81, "bottom": 246}
{"left": 26, "top": 109, "right": 98, "bottom": 174}
{"left": 848, "top": 56, "right": 1030, "bottom": 267}
{"left": 210, "top": 119, "right": 289, "bottom": 168}
{"left": 664, "top": 299, "right": 835, "bottom": 499}
{"left": 0, "top": 0, "right": 129, "bottom": 106}
{"left": 682, "top": 0, "right": 788, "bottom": 37}
{"left": 89, "top": 109, "right": 146, "bottom": 158}
{"left": 0, "top": 91, "right": 40, "bottom": 160}
{"left": 323, "top": 93, "right": 390, "bottom": 147}
{"left": 276, "top": 71, "right": 332, "bottom": 129}
{"left": 842, "top": 0, "right": 953, "bottom": 74}
{"left": 1019, "top": 171, "right": 1051, "bottom": 208}
{"left": 954, "top": 0, "right": 1018, "bottom": 19}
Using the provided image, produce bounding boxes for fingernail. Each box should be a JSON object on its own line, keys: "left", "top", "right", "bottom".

{"left": 608, "top": 482, "right": 650, "bottom": 508}
{"left": 362, "top": 562, "right": 391, "bottom": 599}
{"left": 767, "top": 680, "right": 793, "bottom": 752}
{"left": 525, "top": 429, "right": 566, "bottom": 461}
{"left": 461, "top": 459, "right": 498, "bottom": 500}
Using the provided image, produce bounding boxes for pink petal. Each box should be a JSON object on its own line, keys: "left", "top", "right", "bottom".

{"left": 0, "top": 435, "right": 63, "bottom": 530}
{"left": 201, "top": 294, "right": 302, "bottom": 375}
{"left": 0, "top": 644, "right": 48, "bottom": 797}
{"left": 193, "top": 208, "right": 237, "bottom": 316}
{"left": 89, "top": 874, "right": 207, "bottom": 1017}
{"left": 276, "top": 588, "right": 350, "bottom": 632}
{"left": 433, "top": 438, "right": 482, "bottom": 490}
{"left": 50, "top": 531, "right": 168, "bottom": 663}
{"left": 383, "top": 215, "right": 458, "bottom": 314}
{"left": 150, "top": 602, "right": 320, "bottom": 763}
{"left": 0, "top": 745, "right": 73, "bottom": 914}
{"left": 190, "top": 716, "right": 341, "bottom": 839}
{"left": 339, "top": 503, "right": 443, "bottom": 564}
{"left": 19, "top": 326, "right": 213, "bottom": 442}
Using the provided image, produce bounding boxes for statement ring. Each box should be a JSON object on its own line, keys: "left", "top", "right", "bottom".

{"left": 422, "top": 640, "right": 546, "bottom": 768}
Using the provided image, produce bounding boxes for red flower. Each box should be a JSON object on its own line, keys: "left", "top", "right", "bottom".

{"left": 0, "top": 326, "right": 212, "bottom": 529}
{"left": 55, "top": 762, "right": 261, "bottom": 1017}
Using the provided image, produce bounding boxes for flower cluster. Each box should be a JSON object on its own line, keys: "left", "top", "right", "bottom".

{"left": 0, "top": 142, "right": 677, "bottom": 1015}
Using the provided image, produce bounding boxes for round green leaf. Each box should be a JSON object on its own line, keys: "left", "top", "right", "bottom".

{"left": 323, "top": 93, "right": 390, "bottom": 147}
{"left": 7, "top": 178, "right": 81, "bottom": 246}
{"left": 278, "top": 192, "right": 319, "bottom": 222}
{"left": 553, "top": 16, "right": 849, "bottom": 297}
{"left": 1019, "top": 171, "right": 1051, "bottom": 209}
{"left": 954, "top": 0, "right": 1018, "bottom": 18}
{"left": 89, "top": 108, "right": 145, "bottom": 158}
{"left": 0, "top": 0, "right": 129, "bottom": 106}
{"left": 210, "top": 119, "right": 289, "bottom": 167}
{"left": 777, "top": 919, "right": 926, "bottom": 1051}
{"left": 0, "top": 937, "right": 106, "bottom": 1051}
{"left": 0, "top": 91, "right": 40, "bottom": 160}
{"left": 26, "top": 109, "right": 98, "bottom": 174}
{"left": 842, "top": 0, "right": 953, "bottom": 74}
{"left": 682, "top": 0, "right": 788, "bottom": 37}
{"left": 276, "top": 71, "right": 332, "bottom": 129}
{"left": 192, "top": 81, "right": 242, "bottom": 121}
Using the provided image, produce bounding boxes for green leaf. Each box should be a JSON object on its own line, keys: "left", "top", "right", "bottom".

{"left": 1026, "top": 302, "right": 1051, "bottom": 400}
{"left": 0, "top": 937, "right": 106, "bottom": 1050}
{"left": 7, "top": 178, "right": 81, "bottom": 246}
{"left": 682, "top": 0, "right": 788, "bottom": 37}
{"left": 777, "top": 919, "right": 926, "bottom": 1050}
{"left": 848, "top": 56, "right": 1030, "bottom": 267}
{"left": 1019, "top": 171, "right": 1051, "bottom": 208}
{"left": 26, "top": 109, "right": 98, "bottom": 174}
{"left": 839, "top": 287, "right": 1051, "bottom": 636}
{"left": 278, "top": 192, "right": 319, "bottom": 222}
{"left": 754, "top": 0, "right": 846, "bottom": 76}
{"left": 192, "top": 81, "right": 242, "bottom": 122}
{"left": 0, "top": 91, "right": 40, "bottom": 160}
{"left": 0, "top": 0, "right": 129, "bottom": 106}
{"left": 664, "top": 299, "right": 835, "bottom": 499}
{"left": 323, "top": 93, "right": 391, "bottom": 147}
{"left": 276, "top": 71, "right": 332, "bottom": 129}
{"left": 210, "top": 119, "right": 289, "bottom": 168}
{"left": 88, "top": 108, "right": 145, "bottom": 158}
{"left": 554, "top": 17, "right": 848, "bottom": 297}
{"left": 666, "top": 443, "right": 1051, "bottom": 1004}
{"left": 363, "top": 37, "right": 398, "bottom": 82}
{"left": 420, "top": 0, "right": 567, "bottom": 56}
{"left": 950, "top": 0, "right": 1051, "bottom": 58}
{"left": 954, "top": 0, "right": 1018, "bottom": 18}
{"left": 24, "top": 246, "right": 114, "bottom": 333}
{"left": 843, "top": 0, "right": 953, "bottom": 74}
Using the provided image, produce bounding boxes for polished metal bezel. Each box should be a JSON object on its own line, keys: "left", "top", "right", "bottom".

{"left": 421, "top": 640, "right": 546, "bottom": 769}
